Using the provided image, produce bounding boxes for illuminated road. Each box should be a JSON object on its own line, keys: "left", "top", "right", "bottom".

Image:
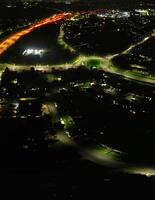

{"left": 0, "top": 10, "right": 98, "bottom": 56}
{"left": 57, "top": 11, "right": 155, "bottom": 85}
{"left": 0, "top": 12, "right": 73, "bottom": 56}
{"left": 0, "top": 9, "right": 154, "bottom": 60}
{"left": 85, "top": 145, "right": 155, "bottom": 177}
{"left": 1, "top": 10, "right": 155, "bottom": 86}
{"left": 0, "top": 11, "right": 155, "bottom": 177}
{"left": 121, "top": 29, "right": 155, "bottom": 55}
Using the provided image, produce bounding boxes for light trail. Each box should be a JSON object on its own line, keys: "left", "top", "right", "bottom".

{"left": 0, "top": 9, "right": 99, "bottom": 57}
{"left": 0, "top": 9, "right": 105, "bottom": 57}
{"left": 0, "top": 10, "right": 155, "bottom": 178}
{"left": 0, "top": 12, "right": 73, "bottom": 56}
{"left": 1, "top": 10, "right": 155, "bottom": 86}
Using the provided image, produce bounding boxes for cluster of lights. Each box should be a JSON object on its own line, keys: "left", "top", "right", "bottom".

{"left": 22, "top": 48, "right": 46, "bottom": 56}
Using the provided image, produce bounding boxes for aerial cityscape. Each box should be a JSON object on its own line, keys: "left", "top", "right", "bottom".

{"left": 1, "top": 0, "right": 155, "bottom": 199}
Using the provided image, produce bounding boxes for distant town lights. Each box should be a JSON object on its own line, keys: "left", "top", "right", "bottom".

{"left": 22, "top": 48, "right": 46, "bottom": 56}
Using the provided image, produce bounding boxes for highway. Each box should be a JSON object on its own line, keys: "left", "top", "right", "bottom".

{"left": 0, "top": 11, "right": 155, "bottom": 177}
{"left": 0, "top": 9, "right": 101, "bottom": 57}
{"left": 0, "top": 12, "right": 73, "bottom": 56}
{"left": 0, "top": 10, "right": 155, "bottom": 86}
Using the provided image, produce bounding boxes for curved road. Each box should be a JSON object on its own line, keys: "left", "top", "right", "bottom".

{"left": 0, "top": 10, "right": 155, "bottom": 87}
{"left": 0, "top": 12, "right": 73, "bottom": 56}
{"left": 0, "top": 11, "right": 155, "bottom": 176}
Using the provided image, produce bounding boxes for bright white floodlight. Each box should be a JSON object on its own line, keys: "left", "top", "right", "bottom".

{"left": 22, "top": 49, "right": 46, "bottom": 56}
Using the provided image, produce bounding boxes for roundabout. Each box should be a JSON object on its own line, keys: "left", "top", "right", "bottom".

{"left": 1, "top": 10, "right": 155, "bottom": 178}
